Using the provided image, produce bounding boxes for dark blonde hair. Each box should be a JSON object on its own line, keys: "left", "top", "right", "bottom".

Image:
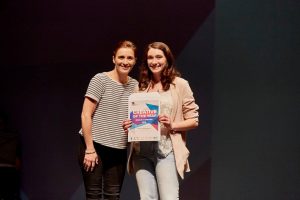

{"left": 139, "top": 42, "right": 180, "bottom": 91}
{"left": 113, "top": 40, "right": 137, "bottom": 58}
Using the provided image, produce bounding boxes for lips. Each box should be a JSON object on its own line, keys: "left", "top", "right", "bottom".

{"left": 150, "top": 64, "right": 161, "bottom": 68}
{"left": 120, "top": 65, "right": 131, "bottom": 70}
{"left": 150, "top": 66, "right": 162, "bottom": 71}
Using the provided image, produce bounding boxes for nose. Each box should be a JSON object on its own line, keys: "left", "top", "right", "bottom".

{"left": 123, "top": 59, "right": 129, "bottom": 65}
{"left": 150, "top": 58, "right": 158, "bottom": 65}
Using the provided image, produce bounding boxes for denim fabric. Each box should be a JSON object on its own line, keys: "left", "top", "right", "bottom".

{"left": 79, "top": 135, "right": 127, "bottom": 200}
{"left": 133, "top": 142, "right": 179, "bottom": 200}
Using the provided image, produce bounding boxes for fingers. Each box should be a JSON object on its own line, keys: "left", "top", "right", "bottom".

{"left": 124, "top": 129, "right": 129, "bottom": 135}
{"left": 158, "top": 114, "right": 170, "bottom": 123}
{"left": 158, "top": 114, "right": 172, "bottom": 130}
{"left": 122, "top": 119, "right": 132, "bottom": 133}
{"left": 91, "top": 160, "right": 95, "bottom": 171}
{"left": 83, "top": 155, "right": 99, "bottom": 172}
{"left": 84, "top": 160, "right": 91, "bottom": 171}
{"left": 122, "top": 119, "right": 132, "bottom": 126}
{"left": 84, "top": 160, "right": 96, "bottom": 172}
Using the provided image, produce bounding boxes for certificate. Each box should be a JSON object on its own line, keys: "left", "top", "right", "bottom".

{"left": 128, "top": 92, "right": 160, "bottom": 142}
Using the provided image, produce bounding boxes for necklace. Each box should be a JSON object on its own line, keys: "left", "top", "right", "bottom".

{"left": 149, "top": 81, "right": 162, "bottom": 92}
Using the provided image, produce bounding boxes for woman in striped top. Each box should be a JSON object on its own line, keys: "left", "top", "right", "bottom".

{"left": 79, "top": 40, "right": 138, "bottom": 200}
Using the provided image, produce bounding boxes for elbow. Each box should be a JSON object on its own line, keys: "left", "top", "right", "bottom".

{"left": 81, "top": 112, "right": 91, "bottom": 123}
{"left": 81, "top": 112, "right": 85, "bottom": 121}
{"left": 194, "top": 121, "right": 199, "bottom": 128}
{"left": 193, "top": 120, "right": 199, "bottom": 129}
{"left": 192, "top": 118, "right": 199, "bottom": 129}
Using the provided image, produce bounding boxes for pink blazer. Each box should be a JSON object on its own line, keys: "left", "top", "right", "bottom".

{"left": 127, "top": 77, "right": 199, "bottom": 179}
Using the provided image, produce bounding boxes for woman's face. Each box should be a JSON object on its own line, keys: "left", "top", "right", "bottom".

{"left": 147, "top": 48, "right": 167, "bottom": 76}
{"left": 113, "top": 47, "right": 136, "bottom": 75}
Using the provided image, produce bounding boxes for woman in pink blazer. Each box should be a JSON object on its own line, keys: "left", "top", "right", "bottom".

{"left": 123, "top": 42, "right": 199, "bottom": 200}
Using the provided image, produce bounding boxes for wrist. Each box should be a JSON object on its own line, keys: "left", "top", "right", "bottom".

{"left": 85, "top": 150, "right": 96, "bottom": 154}
{"left": 170, "top": 123, "right": 176, "bottom": 133}
{"left": 85, "top": 147, "right": 96, "bottom": 154}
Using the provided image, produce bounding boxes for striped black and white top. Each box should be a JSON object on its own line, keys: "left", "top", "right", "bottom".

{"left": 80, "top": 72, "right": 138, "bottom": 149}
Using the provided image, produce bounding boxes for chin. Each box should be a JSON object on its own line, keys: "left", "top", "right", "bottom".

{"left": 151, "top": 71, "right": 162, "bottom": 74}
{"left": 120, "top": 70, "right": 131, "bottom": 74}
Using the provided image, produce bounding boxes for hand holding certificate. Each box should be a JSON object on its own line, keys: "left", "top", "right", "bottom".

{"left": 128, "top": 92, "right": 160, "bottom": 142}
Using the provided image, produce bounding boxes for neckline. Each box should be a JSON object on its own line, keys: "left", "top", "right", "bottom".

{"left": 147, "top": 81, "right": 163, "bottom": 92}
{"left": 104, "top": 72, "right": 130, "bottom": 85}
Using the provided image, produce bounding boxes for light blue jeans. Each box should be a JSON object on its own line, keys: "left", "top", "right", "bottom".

{"left": 133, "top": 142, "right": 179, "bottom": 200}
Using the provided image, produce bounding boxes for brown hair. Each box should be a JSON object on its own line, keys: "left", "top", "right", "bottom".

{"left": 139, "top": 42, "right": 180, "bottom": 91}
{"left": 113, "top": 40, "right": 137, "bottom": 58}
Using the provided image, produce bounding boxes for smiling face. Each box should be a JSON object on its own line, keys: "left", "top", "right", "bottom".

{"left": 113, "top": 47, "right": 136, "bottom": 75}
{"left": 147, "top": 48, "right": 168, "bottom": 77}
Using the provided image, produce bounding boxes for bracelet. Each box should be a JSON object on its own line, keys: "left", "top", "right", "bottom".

{"left": 170, "top": 124, "right": 176, "bottom": 133}
{"left": 85, "top": 151, "right": 96, "bottom": 154}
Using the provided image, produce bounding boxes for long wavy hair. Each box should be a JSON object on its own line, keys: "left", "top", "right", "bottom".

{"left": 139, "top": 42, "right": 181, "bottom": 91}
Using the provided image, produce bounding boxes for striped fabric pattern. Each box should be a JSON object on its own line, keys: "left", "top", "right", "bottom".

{"left": 81, "top": 72, "right": 138, "bottom": 149}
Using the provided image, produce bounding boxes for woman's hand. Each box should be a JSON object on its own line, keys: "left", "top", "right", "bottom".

{"left": 122, "top": 119, "right": 132, "bottom": 134}
{"left": 83, "top": 151, "right": 99, "bottom": 172}
{"left": 159, "top": 114, "right": 173, "bottom": 131}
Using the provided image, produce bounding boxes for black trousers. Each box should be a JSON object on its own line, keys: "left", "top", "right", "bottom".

{"left": 79, "top": 136, "right": 127, "bottom": 200}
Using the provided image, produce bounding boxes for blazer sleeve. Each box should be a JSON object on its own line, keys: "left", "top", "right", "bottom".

{"left": 179, "top": 79, "right": 199, "bottom": 121}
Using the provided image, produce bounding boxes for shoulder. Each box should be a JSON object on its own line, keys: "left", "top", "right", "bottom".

{"left": 87, "top": 73, "right": 109, "bottom": 91}
{"left": 128, "top": 76, "right": 138, "bottom": 83}
{"left": 91, "top": 72, "right": 104, "bottom": 80}
{"left": 128, "top": 76, "right": 138, "bottom": 85}
{"left": 93, "top": 72, "right": 106, "bottom": 79}
{"left": 173, "top": 77, "right": 189, "bottom": 88}
{"left": 128, "top": 77, "right": 139, "bottom": 92}
{"left": 90, "top": 72, "right": 110, "bottom": 83}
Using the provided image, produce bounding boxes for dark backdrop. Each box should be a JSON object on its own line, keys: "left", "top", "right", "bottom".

{"left": 0, "top": 0, "right": 214, "bottom": 199}
{"left": 212, "top": 0, "right": 300, "bottom": 199}
{"left": 1, "top": 0, "right": 299, "bottom": 199}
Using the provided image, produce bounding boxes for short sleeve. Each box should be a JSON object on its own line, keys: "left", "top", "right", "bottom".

{"left": 85, "top": 73, "right": 105, "bottom": 102}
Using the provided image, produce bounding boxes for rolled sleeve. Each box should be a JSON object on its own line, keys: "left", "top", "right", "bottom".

{"left": 181, "top": 80, "right": 199, "bottom": 121}
{"left": 85, "top": 73, "right": 105, "bottom": 102}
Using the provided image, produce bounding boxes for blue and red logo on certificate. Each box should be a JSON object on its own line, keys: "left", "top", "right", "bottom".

{"left": 130, "top": 103, "right": 159, "bottom": 130}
